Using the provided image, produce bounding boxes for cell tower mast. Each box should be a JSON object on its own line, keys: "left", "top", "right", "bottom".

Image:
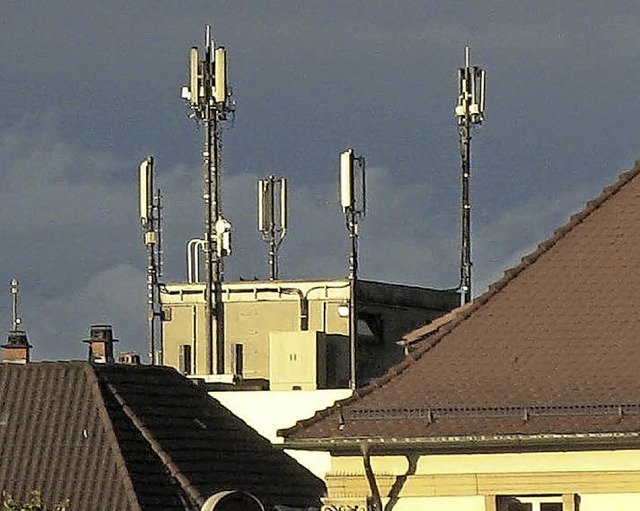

{"left": 455, "top": 46, "right": 486, "bottom": 305}
{"left": 340, "top": 148, "right": 366, "bottom": 390}
{"left": 139, "top": 156, "right": 163, "bottom": 364}
{"left": 258, "top": 175, "right": 288, "bottom": 280}
{"left": 181, "top": 25, "right": 234, "bottom": 374}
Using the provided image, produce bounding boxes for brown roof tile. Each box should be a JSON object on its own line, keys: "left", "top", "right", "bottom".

{"left": 282, "top": 161, "right": 640, "bottom": 447}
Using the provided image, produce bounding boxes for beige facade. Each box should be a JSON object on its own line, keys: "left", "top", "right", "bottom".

{"left": 319, "top": 450, "right": 640, "bottom": 511}
{"left": 160, "top": 278, "right": 458, "bottom": 388}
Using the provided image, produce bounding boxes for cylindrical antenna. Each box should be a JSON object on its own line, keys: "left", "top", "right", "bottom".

{"left": 454, "top": 46, "right": 486, "bottom": 305}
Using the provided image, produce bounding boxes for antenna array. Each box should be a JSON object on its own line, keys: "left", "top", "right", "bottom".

{"left": 258, "top": 175, "right": 288, "bottom": 280}
{"left": 139, "top": 156, "right": 164, "bottom": 364}
{"left": 454, "top": 46, "right": 486, "bottom": 305}
{"left": 181, "top": 25, "right": 235, "bottom": 375}
{"left": 339, "top": 147, "right": 366, "bottom": 390}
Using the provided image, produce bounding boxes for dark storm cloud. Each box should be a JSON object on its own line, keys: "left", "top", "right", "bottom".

{"left": 1, "top": 1, "right": 639, "bottom": 358}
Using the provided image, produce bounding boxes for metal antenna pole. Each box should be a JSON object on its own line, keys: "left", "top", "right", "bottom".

{"left": 455, "top": 46, "right": 486, "bottom": 305}
{"left": 154, "top": 189, "right": 164, "bottom": 364}
{"left": 139, "top": 156, "right": 162, "bottom": 364}
{"left": 347, "top": 206, "right": 358, "bottom": 390}
{"left": 459, "top": 116, "right": 472, "bottom": 305}
{"left": 10, "top": 279, "right": 19, "bottom": 331}
{"left": 268, "top": 176, "right": 277, "bottom": 280}
{"left": 340, "top": 149, "right": 366, "bottom": 390}
{"left": 147, "top": 228, "right": 157, "bottom": 363}
{"left": 156, "top": 190, "right": 164, "bottom": 280}
{"left": 203, "top": 82, "right": 217, "bottom": 375}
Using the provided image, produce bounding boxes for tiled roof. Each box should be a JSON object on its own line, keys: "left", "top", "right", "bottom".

{"left": 282, "top": 161, "right": 640, "bottom": 447}
{"left": 0, "top": 362, "right": 324, "bottom": 510}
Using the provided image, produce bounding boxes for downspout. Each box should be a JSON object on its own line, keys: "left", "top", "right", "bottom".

{"left": 361, "top": 444, "right": 383, "bottom": 511}
{"left": 192, "top": 305, "right": 198, "bottom": 373}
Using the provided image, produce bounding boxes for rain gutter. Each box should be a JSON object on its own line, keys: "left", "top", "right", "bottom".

{"left": 282, "top": 431, "right": 640, "bottom": 455}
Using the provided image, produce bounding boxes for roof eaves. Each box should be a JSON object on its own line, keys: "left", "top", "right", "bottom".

{"left": 282, "top": 430, "right": 640, "bottom": 455}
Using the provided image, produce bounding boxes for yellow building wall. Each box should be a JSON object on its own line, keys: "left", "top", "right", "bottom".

{"left": 161, "top": 281, "right": 353, "bottom": 380}
{"left": 323, "top": 450, "right": 640, "bottom": 511}
{"left": 159, "top": 279, "right": 458, "bottom": 385}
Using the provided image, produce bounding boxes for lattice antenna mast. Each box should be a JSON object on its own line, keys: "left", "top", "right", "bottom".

{"left": 9, "top": 279, "right": 21, "bottom": 332}
{"left": 340, "top": 148, "right": 366, "bottom": 390}
{"left": 181, "top": 25, "right": 234, "bottom": 374}
{"left": 454, "top": 46, "right": 486, "bottom": 305}
{"left": 139, "top": 156, "right": 163, "bottom": 364}
{"left": 258, "top": 176, "right": 288, "bottom": 280}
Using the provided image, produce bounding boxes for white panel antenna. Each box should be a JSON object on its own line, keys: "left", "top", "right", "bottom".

{"left": 214, "top": 47, "right": 227, "bottom": 104}
{"left": 139, "top": 156, "right": 153, "bottom": 226}
{"left": 189, "top": 47, "right": 199, "bottom": 107}
{"left": 340, "top": 148, "right": 354, "bottom": 211}
{"left": 340, "top": 147, "right": 366, "bottom": 218}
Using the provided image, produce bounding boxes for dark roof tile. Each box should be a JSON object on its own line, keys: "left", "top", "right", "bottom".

{"left": 1, "top": 362, "right": 324, "bottom": 509}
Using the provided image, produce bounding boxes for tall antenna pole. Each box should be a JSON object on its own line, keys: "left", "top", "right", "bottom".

{"left": 154, "top": 188, "right": 164, "bottom": 364}
{"left": 181, "top": 25, "right": 234, "bottom": 374}
{"left": 258, "top": 175, "right": 288, "bottom": 280}
{"left": 10, "top": 279, "right": 20, "bottom": 332}
{"left": 455, "top": 46, "right": 486, "bottom": 305}
{"left": 340, "top": 148, "right": 366, "bottom": 390}
{"left": 139, "top": 156, "right": 160, "bottom": 364}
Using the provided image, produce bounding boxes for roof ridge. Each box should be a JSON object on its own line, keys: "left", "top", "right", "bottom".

{"left": 281, "top": 160, "right": 640, "bottom": 439}
{"left": 82, "top": 363, "right": 143, "bottom": 511}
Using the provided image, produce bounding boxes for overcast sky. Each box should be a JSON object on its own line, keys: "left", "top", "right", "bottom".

{"left": 1, "top": 1, "right": 638, "bottom": 360}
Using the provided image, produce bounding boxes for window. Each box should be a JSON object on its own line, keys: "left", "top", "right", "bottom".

{"left": 179, "top": 344, "right": 192, "bottom": 374}
{"left": 234, "top": 343, "right": 244, "bottom": 377}
{"left": 498, "top": 496, "right": 563, "bottom": 511}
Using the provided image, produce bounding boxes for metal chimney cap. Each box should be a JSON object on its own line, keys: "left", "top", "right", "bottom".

{"left": 83, "top": 325, "right": 119, "bottom": 344}
{"left": 2, "top": 330, "right": 31, "bottom": 348}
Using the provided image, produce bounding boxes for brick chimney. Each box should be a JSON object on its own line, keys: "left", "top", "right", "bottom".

{"left": 2, "top": 330, "right": 32, "bottom": 364}
{"left": 83, "top": 325, "right": 118, "bottom": 364}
